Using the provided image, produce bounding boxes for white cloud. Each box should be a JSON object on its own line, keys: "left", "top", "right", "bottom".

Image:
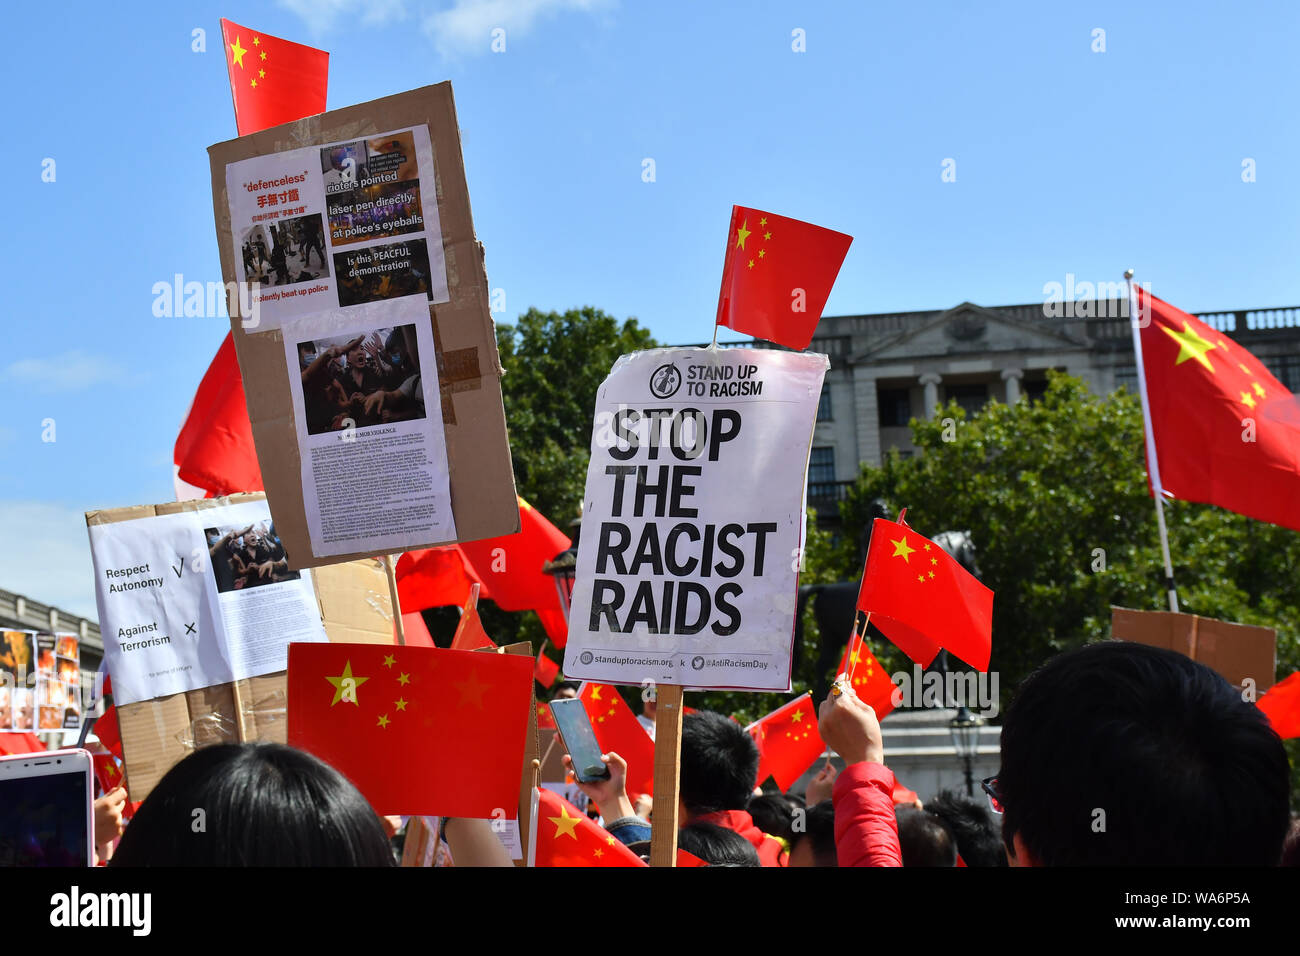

{"left": 424, "top": 0, "right": 614, "bottom": 58}
{"left": 4, "top": 352, "right": 128, "bottom": 393}
{"left": 0, "top": 502, "right": 98, "bottom": 621}
{"left": 277, "top": 0, "right": 409, "bottom": 36}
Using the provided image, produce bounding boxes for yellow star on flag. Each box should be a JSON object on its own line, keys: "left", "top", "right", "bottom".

{"left": 377, "top": 714, "right": 390, "bottom": 729}
{"left": 230, "top": 36, "right": 247, "bottom": 68}
{"left": 791, "top": 708, "right": 804, "bottom": 723}
{"left": 590, "top": 686, "right": 602, "bottom": 701}
{"left": 1241, "top": 392, "right": 1257, "bottom": 409}
{"left": 928, "top": 570, "right": 935, "bottom": 579}
{"left": 326, "top": 661, "right": 368, "bottom": 706}
{"left": 1253, "top": 382, "right": 1266, "bottom": 397}
{"left": 397, "top": 672, "right": 411, "bottom": 686}
{"left": 748, "top": 259, "right": 755, "bottom": 269}
{"left": 758, "top": 249, "right": 766, "bottom": 259}
{"left": 395, "top": 697, "right": 408, "bottom": 711}
{"left": 759, "top": 217, "right": 767, "bottom": 227}
{"left": 258, "top": 69, "right": 265, "bottom": 79}
{"left": 383, "top": 654, "right": 396, "bottom": 668}
{"left": 1239, "top": 363, "right": 1251, "bottom": 375}
{"left": 917, "top": 573, "right": 925, "bottom": 583}
{"left": 253, "top": 35, "right": 260, "bottom": 45}
{"left": 890, "top": 536, "right": 916, "bottom": 562}
{"left": 736, "top": 220, "right": 751, "bottom": 250}
{"left": 594, "top": 848, "right": 604, "bottom": 858}
{"left": 457, "top": 671, "right": 488, "bottom": 708}
{"left": 250, "top": 78, "right": 258, "bottom": 88}
{"left": 259, "top": 50, "right": 267, "bottom": 61}
{"left": 1161, "top": 321, "right": 1217, "bottom": 372}
{"left": 763, "top": 231, "right": 771, "bottom": 240}
{"left": 550, "top": 805, "right": 582, "bottom": 840}
{"left": 930, "top": 557, "right": 938, "bottom": 565}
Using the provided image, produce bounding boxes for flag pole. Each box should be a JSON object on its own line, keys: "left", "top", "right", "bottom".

{"left": 1126, "top": 269, "right": 1180, "bottom": 612}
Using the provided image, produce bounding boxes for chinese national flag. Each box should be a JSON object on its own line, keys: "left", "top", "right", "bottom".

{"left": 93, "top": 704, "right": 123, "bottom": 760}
{"left": 746, "top": 693, "right": 825, "bottom": 792}
{"left": 0, "top": 733, "right": 45, "bottom": 756}
{"left": 450, "top": 600, "right": 496, "bottom": 652}
{"left": 397, "top": 546, "right": 487, "bottom": 613}
{"left": 857, "top": 517, "right": 993, "bottom": 672}
{"left": 1257, "top": 671, "right": 1300, "bottom": 739}
{"left": 173, "top": 334, "right": 264, "bottom": 498}
{"left": 535, "top": 648, "right": 560, "bottom": 688}
{"left": 1137, "top": 289, "right": 1300, "bottom": 532}
{"left": 535, "top": 702, "right": 557, "bottom": 730}
{"left": 220, "top": 19, "right": 328, "bottom": 137}
{"left": 714, "top": 205, "right": 852, "bottom": 351}
{"left": 287, "top": 643, "right": 533, "bottom": 817}
{"left": 92, "top": 751, "right": 123, "bottom": 795}
{"left": 459, "top": 498, "right": 572, "bottom": 646}
{"left": 528, "top": 788, "right": 646, "bottom": 867}
{"left": 578, "top": 684, "right": 655, "bottom": 798}
{"left": 835, "top": 633, "right": 899, "bottom": 720}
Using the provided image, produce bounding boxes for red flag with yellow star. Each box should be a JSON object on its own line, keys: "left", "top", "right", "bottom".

{"left": 578, "top": 683, "right": 655, "bottom": 798}
{"left": 527, "top": 788, "right": 647, "bottom": 867}
{"left": 745, "top": 692, "right": 825, "bottom": 791}
{"left": 857, "top": 517, "right": 993, "bottom": 672}
{"left": 835, "top": 633, "right": 899, "bottom": 719}
{"left": 287, "top": 643, "right": 533, "bottom": 817}
{"left": 220, "top": 19, "right": 328, "bottom": 137}
{"left": 1137, "top": 289, "right": 1300, "bottom": 532}
{"left": 714, "top": 205, "right": 852, "bottom": 350}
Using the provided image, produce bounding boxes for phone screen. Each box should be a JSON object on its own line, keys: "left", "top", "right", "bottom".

{"left": 550, "top": 699, "right": 610, "bottom": 783}
{"left": 0, "top": 768, "right": 90, "bottom": 867}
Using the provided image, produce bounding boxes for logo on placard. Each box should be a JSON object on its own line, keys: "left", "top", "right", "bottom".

{"left": 649, "top": 364, "right": 682, "bottom": 399}
{"left": 579, "top": 651, "right": 594, "bottom": 665}
{"left": 691, "top": 656, "right": 705, "bottom": 671}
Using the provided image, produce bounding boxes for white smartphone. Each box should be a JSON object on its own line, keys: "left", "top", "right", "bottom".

{"left": 0, "top": 747, "right": 95, "bottom": 867}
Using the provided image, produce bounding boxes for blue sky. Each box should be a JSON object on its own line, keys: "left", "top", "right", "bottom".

{"left": 4, "top": 0, "right": 1299, "bottom": 618}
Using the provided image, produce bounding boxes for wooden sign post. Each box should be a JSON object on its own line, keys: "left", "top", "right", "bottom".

{"left": 648, "top": 683, "right": 685, "bottom": 867}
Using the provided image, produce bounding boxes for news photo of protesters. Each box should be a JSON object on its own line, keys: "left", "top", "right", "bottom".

{"left": 334, "top": 238, "right": 433, "bottom": 307}
{"left": 204, "top": 521, "right": 301, "bottom": 594}
{"left": 240, "top": 214, "right": 330, "bottom": 288}
{"left": 296, "top": 324, "right": 425, "bottom": 435}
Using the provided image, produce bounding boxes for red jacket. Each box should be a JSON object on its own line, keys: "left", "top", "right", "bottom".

{"left": 832, "top": 762, "right": 903, "bottom": 867}
{"left": 696, "top": 809, "right": 789, "bottom": 866}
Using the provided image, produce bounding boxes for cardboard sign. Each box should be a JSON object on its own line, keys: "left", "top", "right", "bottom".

{"left": 1111, "top": 606, "right": 1277, "bottom": 692}
{"left": 563, "top": 348, "right": 828, "bottom": 691}
{"left": 207, "top": 83, "right": 518, "bottom": 569}
{"left": 86, "top": 497, "right": 327, "bottom": 706}
{"left": 86, "top": 494, "right": 396, "bottom": 802}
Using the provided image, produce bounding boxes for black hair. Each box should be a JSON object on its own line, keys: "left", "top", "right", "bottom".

{"left": 677, "top": 822, "right": 761, "bottom": 867}
{"left": 925, "top": 789, "right": 1006, "bottom": 867}
{"left": 746, "top": 792, "right": 802, "bottom": 844}
{"left": 999, "top": 641, "right": 1291, "bottom": 866}
{"left": 552, "top": 680, "right": 581, "bottom": 696}
{"left": 788, "top": 799, "right": 837, "bottom": 867}
{"left": 110, "top": 743, "right": 395, "bottom": 867}
{"left": 680, "top": 711, "right": 759, "bottom": 815}
{"left": 896, "top": 807, "right": 957, "bottom": 867}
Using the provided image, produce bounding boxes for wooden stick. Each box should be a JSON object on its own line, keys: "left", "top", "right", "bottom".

{"left": 847, "top": 611, "right": 872, "bottom": 687}
{"left": 649, "top": 683, "right": 685, "bottom": 867}
{"left": 385, "top": 554, "right": 405, "bottom": 646}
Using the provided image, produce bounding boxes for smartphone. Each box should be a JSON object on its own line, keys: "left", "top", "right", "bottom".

{"left": 0, "top": 748, "right": 95, "bottom": 867}
{"left": 549, "top": 698, "right": 611, "bottom": 783}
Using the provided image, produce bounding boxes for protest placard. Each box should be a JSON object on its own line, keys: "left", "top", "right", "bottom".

{"left": 1111, "top": 606, "right": 1277, "bottom": 692}
{"left": 1, "top": 631, "right": 80, "bottom": 733}
{"left": 563, "top": 347, "right": 828, "bottom": 692}
{"left": 86, "top": 496, "right": 327, "bottom": 707}
{"left": 208, "top": 83, "right": 518, "bottom": 568}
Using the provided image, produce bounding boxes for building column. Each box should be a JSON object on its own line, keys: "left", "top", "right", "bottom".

{"left": 919, "top": 373, "right": 942, "bottom": 418}
{"left": 1001, "top": 367, "right": 1024, "bottom": 404}
{"left": 852, "top": 367, "right": 882, "bottom": 467}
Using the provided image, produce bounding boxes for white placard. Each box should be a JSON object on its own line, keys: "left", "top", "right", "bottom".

{"left": 563, "top": 348, "right": 827, "bottom": 691}
{"left": 281, "top": 295, "right": 456, "bottom": 557}
{"left": 225, "top": 124, "right": 449, "bottom": 332}
{"left": 87, "top": 500, "right": 327, "bottom": 705}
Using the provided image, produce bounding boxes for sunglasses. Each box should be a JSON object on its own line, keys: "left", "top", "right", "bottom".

{"left": 981, "top": 775, "right": 1004, "bottom": 815}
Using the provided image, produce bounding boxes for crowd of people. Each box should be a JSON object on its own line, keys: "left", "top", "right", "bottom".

{"left": 205, "top": 522, "right": 299, "bottom": 593}
{"left": 241, "top": 217, "right": 329, "bottom": 287}
{"left": 297, "top": 329, "right": 425, "bottom": 435}
{"left": 87, "top": 641, "right": 1300, "bottom": 867}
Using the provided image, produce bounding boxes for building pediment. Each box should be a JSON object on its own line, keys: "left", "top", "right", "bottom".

{"left": 849, "top": 302, "right": 1090, "bottom": 363}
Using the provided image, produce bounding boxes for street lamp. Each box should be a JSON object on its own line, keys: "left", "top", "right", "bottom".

{"left": 542, "top": 515, "right": 582, "bottom": 623}
{"left": 949, "top": 705, "right": 985, "bottom": 797}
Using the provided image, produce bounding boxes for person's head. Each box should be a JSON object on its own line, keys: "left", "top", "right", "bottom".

{"left": 746, "top": 792, "right": 802, "bottom": 845}
{"left": 552, "top": 681, "right": 580, "bottom": 701}
{"left": 924, "top": 789, "right": 1005, "bottom": 867}
{"left": 998, "top": 641, "right": 1291, "bottom": 866}
{"left": 110, "top": 743, "right": 394, "bottom": 866}
{"left": 896, "top": 807, "right": 957, "bottom": 867}
{"left": 677, "top": 822, "right": 760, "bottom": 867}
{"left": 788, "top": 799, "right": 838, "bottom": 867}
{"left": 679, "top": 711, "right": 759, "bottom": 818}
{"left": 347, "top": 344, "right": 366, "bottom": 368}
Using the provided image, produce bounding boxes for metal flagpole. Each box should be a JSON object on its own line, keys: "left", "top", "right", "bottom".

{"left": 1125, "top": 269, "right": 1180, "bottom": 612}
